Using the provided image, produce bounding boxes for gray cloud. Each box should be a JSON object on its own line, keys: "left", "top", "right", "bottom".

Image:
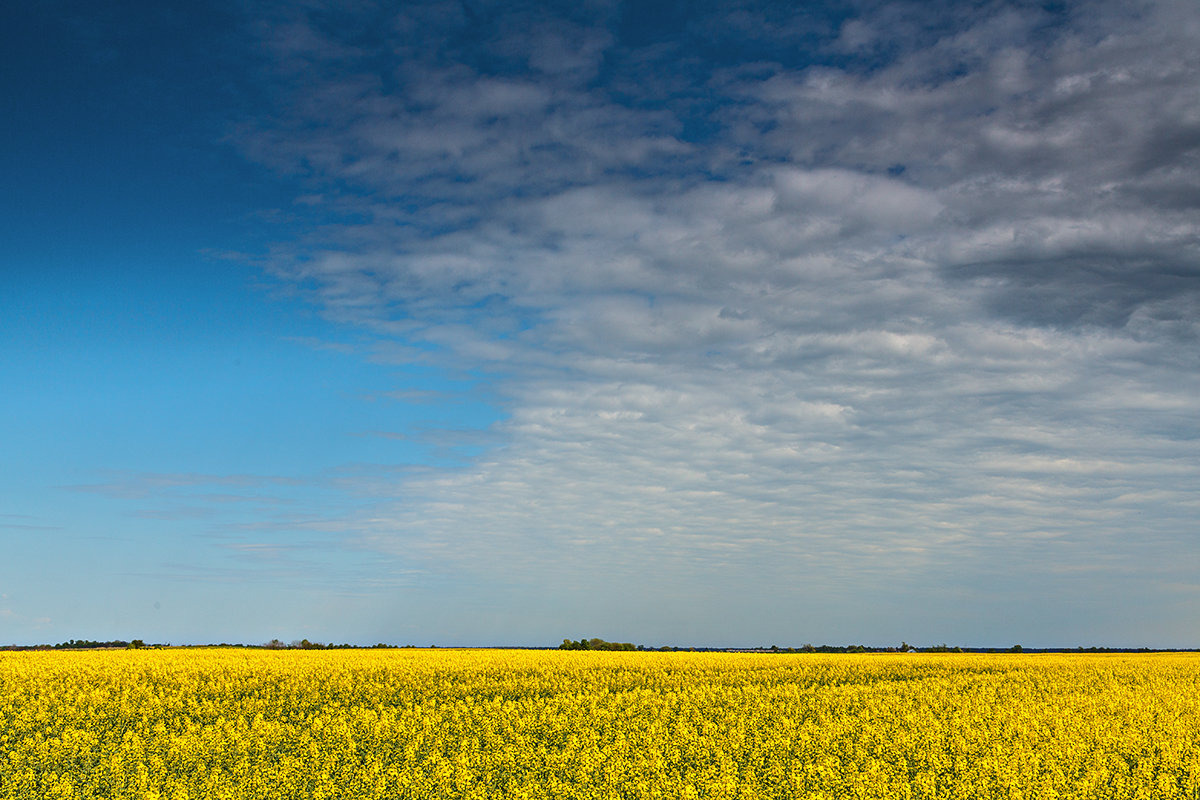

{"left": 231, "top": 0, "right": 1200, "bottom": 643}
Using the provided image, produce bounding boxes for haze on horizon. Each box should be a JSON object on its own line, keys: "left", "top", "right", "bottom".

{"left": 2, "top": 0, "right": 1198, "bottom": 649}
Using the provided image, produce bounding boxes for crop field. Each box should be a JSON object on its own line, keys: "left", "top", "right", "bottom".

{"left": 2, "top": 649, "right": 1199, "bottom": 799}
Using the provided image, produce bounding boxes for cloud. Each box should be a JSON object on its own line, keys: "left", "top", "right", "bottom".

{"left": 0, "top": 605, "right": 51, "bottom": 630}
{"left": 226, "top": 0, "right": 1199, "bottom": 641}
{"left": 62, "top": 471, "right": 307, "bottom": 500}
{"left": 0, "top": 519, "right": 61, "bottom": 531}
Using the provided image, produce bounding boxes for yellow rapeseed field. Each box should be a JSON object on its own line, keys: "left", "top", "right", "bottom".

{"left": 2, "top": 649, "right": 1198, "bottom": 799}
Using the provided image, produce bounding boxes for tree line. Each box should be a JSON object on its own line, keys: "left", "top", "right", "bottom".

{"left": 559, "top": 638, "right": 640, "bottom": 651}
{"left": 554, "top": 639, "right": 1173, "bottom": 654}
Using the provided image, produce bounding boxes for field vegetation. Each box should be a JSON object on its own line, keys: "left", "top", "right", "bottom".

{"left": 2, "top": 649, "right": 1198, "bottom": 798}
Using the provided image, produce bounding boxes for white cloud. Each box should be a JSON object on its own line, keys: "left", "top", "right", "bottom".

{"left": 226, "top": 0, "right": 1200, "bottom": 642}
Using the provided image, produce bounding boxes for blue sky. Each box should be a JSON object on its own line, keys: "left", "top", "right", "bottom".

{"left": 3, "top": 0, "right": 1199, "bottom": 648}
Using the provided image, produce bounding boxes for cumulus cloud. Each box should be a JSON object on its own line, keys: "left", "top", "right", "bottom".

{"left": 231, "top": 0, "right": 1199, "bottom": 642}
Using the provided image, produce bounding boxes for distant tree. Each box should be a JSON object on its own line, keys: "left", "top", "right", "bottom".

{"left": 294, "top": 639, "right": 327, "bottom": 650}
{"left": 560, "top": 637, "right": 639, "bottom": 651}
{"left": 1009, "top": 644, "right": 1024, "bottom": 653}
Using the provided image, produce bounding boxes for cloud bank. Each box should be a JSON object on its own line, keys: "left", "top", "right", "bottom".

{"left": 232, "top": 0, "right": 1199, "bottom": 644}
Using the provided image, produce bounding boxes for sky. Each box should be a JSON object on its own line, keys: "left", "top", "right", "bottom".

{"left": 2, "top": 0, "right": 1198, "bottom": 649}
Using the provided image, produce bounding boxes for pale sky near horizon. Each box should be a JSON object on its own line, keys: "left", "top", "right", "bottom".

{"left": 3, "top": 0, "right": 1199, "bottom": 648}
